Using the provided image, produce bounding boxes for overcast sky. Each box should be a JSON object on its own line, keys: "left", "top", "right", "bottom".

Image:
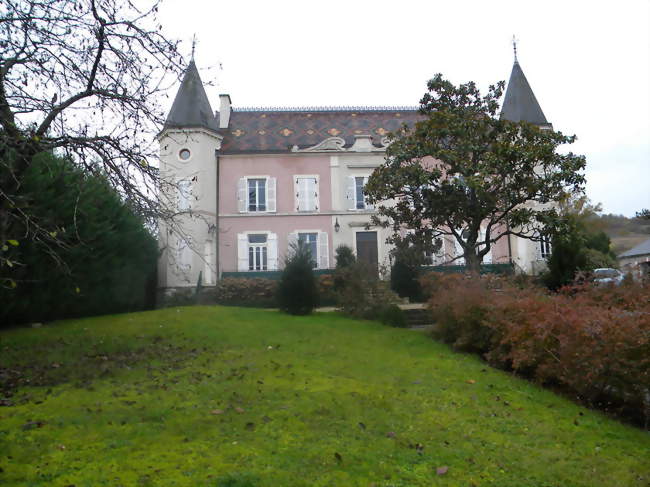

{"left": 159, "top": 0, "right": 649, "bottom": 217}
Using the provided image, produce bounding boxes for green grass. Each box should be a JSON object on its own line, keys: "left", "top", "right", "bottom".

{"left": 1, "top": 306, "right": 648, "bottom": 486}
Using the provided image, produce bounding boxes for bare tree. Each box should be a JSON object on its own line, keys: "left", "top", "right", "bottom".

{"left": 0, "top": 0, "right": 184, "bottom": 286}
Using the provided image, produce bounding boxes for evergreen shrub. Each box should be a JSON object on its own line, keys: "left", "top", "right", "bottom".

{"left": 1, "top": 153, "right": 157, "bottom": 326}
{"left": 390, "top": 243, "right": 425, "bottom": 302}
{"left": 277, "top": 241, "right": 319, "bottom": 315}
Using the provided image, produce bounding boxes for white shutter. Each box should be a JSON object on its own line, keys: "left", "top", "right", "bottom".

{"left": 267, "top": 177, "right": 276, "bottom": 212}
{"left": 294, "top": 177, "right": 300, "bottom": 211}
{"left": 346, "top": 176, "right": 356, "bottom": 210}
{"left": 237, "top": 178, "right": 247, "bottom": 213}
{"left": 304, "top": 179, "right": 314, "bottom": 211}
{"left": 267, "top": 233, "right": 278, "bottom": 270}
{"left": 318, "top": 232, "right": 329, "bottom": 269}
{"left": 363, "top": 177, "right": 373, "bottom": 210}
{"left": 237, "top": 233, "right": 248, "bottom": 271}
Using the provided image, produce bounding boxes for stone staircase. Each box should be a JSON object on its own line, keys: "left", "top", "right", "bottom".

{"left": 401, "top": 306, "right": 435, "bottom": 329}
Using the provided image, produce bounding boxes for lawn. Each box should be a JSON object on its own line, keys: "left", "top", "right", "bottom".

{"left": 1, "top": 306, "right": 648, "bottom": 486}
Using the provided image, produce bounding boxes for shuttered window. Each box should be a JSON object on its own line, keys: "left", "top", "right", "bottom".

{"left": 295, "top": 176, "right": 318, "bottom": 212}
{"left": 238, "top": 177, "right": 276, "bottom": 213}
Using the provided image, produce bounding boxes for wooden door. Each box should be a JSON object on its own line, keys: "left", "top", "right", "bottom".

{"left": 356, "top": 231, "right": 378, "bottom": 268}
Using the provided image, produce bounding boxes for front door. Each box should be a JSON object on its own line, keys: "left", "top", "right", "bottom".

{"left": 356, "top": 231, "right": 378, "bottom": 269}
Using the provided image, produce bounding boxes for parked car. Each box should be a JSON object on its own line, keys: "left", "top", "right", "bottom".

{"left": 592, "top": 268, "right": 625, "bottom": 286}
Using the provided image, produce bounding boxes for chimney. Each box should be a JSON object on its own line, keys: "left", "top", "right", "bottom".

{"left": 219, "top": 94, "right": 231, "bottom": 129}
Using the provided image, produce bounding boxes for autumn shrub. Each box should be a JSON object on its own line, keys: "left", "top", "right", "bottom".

{"left": 212, "top": 278, "right": 279, "bottom": 308}
{"left": 425, "top": 273, "right": 502, "bottom": 353}
{"left": 424, "top": 273, "right": 650, "bottom": 425}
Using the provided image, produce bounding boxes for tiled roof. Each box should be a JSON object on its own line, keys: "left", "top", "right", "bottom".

{"left": 220, "top": 108, "right": 423, "bottom": 153}
{"left": 618, "top": 238, "right": 650, "bottom": 258}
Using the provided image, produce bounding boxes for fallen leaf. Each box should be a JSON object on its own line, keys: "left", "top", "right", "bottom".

{"left": 436, "top": 466, "right": 449, "bottom": 475}
{"left": 466, "top": 379, "right": 476, "bottom": 384}
{"left": 210, "top": 409, "right": 224, "bottom": 415}
{"left": 234, "top": 407, "right": 245, "bottom": 413}
{"left": 358, "top": 422, "right": 366, "bottom": 430}
{"left": 245, "top": 422, "right": 255, "bottom": 430}
{"left": 57, "top": 444, "right": 66, "bottom": 450}
{"left": 386, "top": 431, "right": 396, "bottom": 438}
{"left": 334, "top": 452, "right": 342, "bottom": 463}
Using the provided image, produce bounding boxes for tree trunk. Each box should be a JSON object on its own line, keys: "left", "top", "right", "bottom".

{"left": 465, "top": 250, "right": 481, "bottom": 276}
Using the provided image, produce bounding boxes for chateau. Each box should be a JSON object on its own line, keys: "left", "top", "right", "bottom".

{"left": 157, "top": 57, "right": 552, "bottom": 292}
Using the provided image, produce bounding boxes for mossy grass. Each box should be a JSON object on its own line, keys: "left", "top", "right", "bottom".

{"left": 1, "top": 306, "right": 648, "bottom": 486}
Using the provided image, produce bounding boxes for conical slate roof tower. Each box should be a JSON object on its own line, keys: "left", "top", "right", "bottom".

{"left": 500, "top": 55, "right": 551, "bottom": 128}
{"left": 164, "top": 60, "right": 219, "bottom": 132}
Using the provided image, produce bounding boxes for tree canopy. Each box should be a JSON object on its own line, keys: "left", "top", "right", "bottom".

{"left": 365, "top": 74, "right": 586, "bottom": 273}
{"left": 0, "top": 0, "right": 183, "bottom": 285}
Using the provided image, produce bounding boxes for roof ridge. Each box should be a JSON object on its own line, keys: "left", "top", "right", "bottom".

{"left": 233, "top": 105, "right": 419, "bottom": 112}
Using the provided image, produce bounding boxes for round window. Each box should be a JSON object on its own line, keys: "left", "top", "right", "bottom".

{"left": 179, "top": 148, "right": 191, "bottom": 161}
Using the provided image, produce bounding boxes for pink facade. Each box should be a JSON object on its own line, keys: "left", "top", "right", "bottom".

{"left": 218, "top": 154, "right": 334, "bottom": 273}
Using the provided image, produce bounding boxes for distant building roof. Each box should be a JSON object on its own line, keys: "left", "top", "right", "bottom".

{"left": 220, "top": 108, "right": 423, "bottom": 153}
{"left": 618, "top": 238, "right": 650, "bottom": 258}
{"left": 164, "top": 61, "right": 219, "bottom": 132}
{"left": 500, "top": 61, "right": 549, "bottom": 126}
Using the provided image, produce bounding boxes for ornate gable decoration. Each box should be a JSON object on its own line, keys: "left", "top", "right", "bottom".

{"left": 292, "top": 136, "right": 346, "bottom": 152}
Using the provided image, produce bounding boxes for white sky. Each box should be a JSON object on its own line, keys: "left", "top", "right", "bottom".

{"left": 159, "top": 0, "right": 649, "bottom": 217}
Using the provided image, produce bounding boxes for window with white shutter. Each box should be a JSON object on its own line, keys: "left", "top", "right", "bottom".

{"left": 348, "top": 176, "right": 372, "bottom": 210}
{"left": 295, "top": 176, "right": 318, "bottom": 212}
{"left": 298, "top": 232, "right": 318, "bottom": 268}
{"left": 238, "top": 177, "right": 275, "bottom": 213}
{"left": 237, "top": 232, "right": 278, "bottom": 271}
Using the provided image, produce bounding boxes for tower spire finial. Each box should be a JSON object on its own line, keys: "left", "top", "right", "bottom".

{"left": 512, "top": 35, "right": 518, "bottom": 63}
{"left": 191, "top": 34, "right": 197, "bottom": 61}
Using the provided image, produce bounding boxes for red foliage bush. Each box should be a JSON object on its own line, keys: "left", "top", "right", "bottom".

{"left": 424, "top": 273, "right": 650, "bottom": 425}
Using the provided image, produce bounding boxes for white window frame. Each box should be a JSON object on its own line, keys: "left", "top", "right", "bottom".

{"left": 346, "top": 175, "right": 373, "bottom": 211}
{"left": 237, "top": 176, "right": 276, "bottom": 213}
{"left": 237, "top": 231, "right": 278, "bottom": 271}
{"left": 288, "top": 230, "right": 329, "bottom": 269}
{"left": 294, "top": 174, "right": 319, "bottom": 212}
